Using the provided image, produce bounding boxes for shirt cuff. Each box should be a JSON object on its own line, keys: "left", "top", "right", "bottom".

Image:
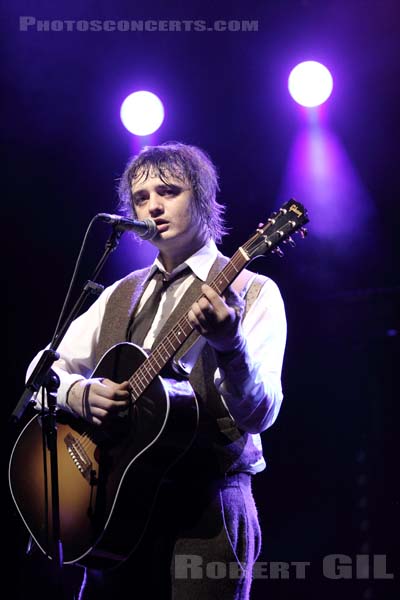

{"left": 34, "top": 372, "right": 85, "bottom": 414}
{"left": 214, "top": 337, "right": 253, "bottom": 386}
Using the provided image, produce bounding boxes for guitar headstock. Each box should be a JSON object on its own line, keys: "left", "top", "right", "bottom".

{"left": 243, "top": 199, "right": 309, "bottom": 260}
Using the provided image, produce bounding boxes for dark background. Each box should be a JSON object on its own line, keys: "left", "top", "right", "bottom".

{"left": 2, "top": 1, "right": 399, "bottom": 598}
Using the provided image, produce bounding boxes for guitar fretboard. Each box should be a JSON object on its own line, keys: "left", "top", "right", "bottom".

{"left": 128, "top": 247, "right": 249, "bottom": 400}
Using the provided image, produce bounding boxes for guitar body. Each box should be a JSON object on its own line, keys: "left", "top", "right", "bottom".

{"left": 9, "top": 342, "right": 199, "bottom": 568}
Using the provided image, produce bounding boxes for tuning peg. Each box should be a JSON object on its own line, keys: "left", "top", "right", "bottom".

{"left": 298, "top": 227, "right": 308, "bottom": 238}
{"left": 258, "top": 222, "right": 264, "bottom": 228}
{"left": 272, "top": 246, "right": 284, "bottom": 257}
{"left": 283, "top": 236, "right": 296, "bottom": 247}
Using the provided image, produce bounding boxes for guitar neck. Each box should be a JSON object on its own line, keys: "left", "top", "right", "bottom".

{"left": 128, "top": 198, "right": 309, "bottom": 399}
{"left": 128, "top": 246, "right": 250, "bottom": 399}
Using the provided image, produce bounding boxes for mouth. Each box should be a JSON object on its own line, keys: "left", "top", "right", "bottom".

{"left": 154, "top": 218, "right": 169, "bottom": 232}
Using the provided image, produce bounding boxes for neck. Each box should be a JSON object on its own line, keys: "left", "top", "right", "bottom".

{"left": 158, "top": 239, "right": 206, "bottom": 273}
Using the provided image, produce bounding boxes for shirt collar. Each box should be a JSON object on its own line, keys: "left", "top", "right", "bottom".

{"left": 151, "top": 238, "right": 218, "bottom": 282}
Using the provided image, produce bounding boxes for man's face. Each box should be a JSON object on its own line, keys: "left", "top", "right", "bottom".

{"left": 131, "top": 172, "right": 205, "bottom": 254}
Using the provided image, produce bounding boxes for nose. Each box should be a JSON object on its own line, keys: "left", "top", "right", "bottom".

{"left": 148, "top": 193, "right": 164, "bottom": 216}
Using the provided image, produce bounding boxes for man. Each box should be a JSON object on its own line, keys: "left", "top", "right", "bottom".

{"left": 28, "top": 141, "right": 287, "bottom": 599}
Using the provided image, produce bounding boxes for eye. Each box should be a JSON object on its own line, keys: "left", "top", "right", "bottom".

{"left": 161, "top": 186, "right": 181, "bottom": 197}
{"left": 133, "top": 193, "right": 148, "bottom": 205}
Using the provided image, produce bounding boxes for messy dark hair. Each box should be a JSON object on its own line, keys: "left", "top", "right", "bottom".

{"left": 117, "top": 141, "right": 227, "bottom": 243}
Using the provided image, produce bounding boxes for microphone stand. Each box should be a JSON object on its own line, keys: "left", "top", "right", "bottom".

{"left": 9, "top": 223, "right": 124, "bottom": 593}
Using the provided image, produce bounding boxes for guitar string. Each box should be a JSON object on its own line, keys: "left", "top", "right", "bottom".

{"left": 127, "top": 251, "right": 245, "bottom": 399}
{"left": 128, "top": 249, "right": 248, "bottom": 394}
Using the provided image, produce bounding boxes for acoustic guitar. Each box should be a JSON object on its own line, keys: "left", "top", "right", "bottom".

{"left": 9, "top": 199, "right": 308, "bottom": 568}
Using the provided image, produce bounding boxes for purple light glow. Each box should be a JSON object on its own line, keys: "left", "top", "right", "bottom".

{"left": 288, "top": 61, "right": 333, "bottom": 108}
{"left": 279, "top": 126, "right": 374, "bottom": 244}
{"left": 120, "top": 91, "right": 164, "bottom": 136}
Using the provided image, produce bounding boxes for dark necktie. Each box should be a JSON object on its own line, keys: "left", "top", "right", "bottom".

{"left": 128, "top": 267, "right": 191, "bottom": 348}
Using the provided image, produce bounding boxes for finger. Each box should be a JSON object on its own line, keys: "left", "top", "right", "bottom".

{"left": 200, "top": 284, "right": 227, "bottom": 313}
{"left": 113, "top": 388, "right": 131, "bottom": 401}
{"left": 92, "top": 379, "right": 130, "bottom": 401}
{"left": 115, "top": 380, "right": 131, "bottom": 390}
{"left": 224, "top": 286, "right": 242, "bottom": 305}
{"left": 91, "top": 396, "right": 130, "bottom": 412}
{"left": 188, "top": 308, "right": 200, "bottom": 327}
{"left": 101, "top": 378, "right": 130, "bottom": 390}
{"left": 88, "top": 399, "right": 128, "bottom": 425}
{"left": 191, "top": 301, "right": 207, "bottom": 321}
{"left": 92, "top": 403, "right": 127, "bottom": 421}
{"left": 188, "top": 308, "right": 206, "bottom": 333}
{"left": 191, "top": 302, "right": 212, "bottom": 328}
{"left": 197, "top": 296, "right": 215, "bottom": 316}
{"left": 105, "top": 399, "right": 130, "bottom": 412}
{"left": 89, "top": 406, "right": 109, "bottom": 423}
{"left": 200, "top": 287, "right": 239, "bottom": 326}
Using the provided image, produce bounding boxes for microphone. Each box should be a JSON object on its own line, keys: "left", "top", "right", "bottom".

{"left": 97, "top": 213, "right": 158, "bottom": 240}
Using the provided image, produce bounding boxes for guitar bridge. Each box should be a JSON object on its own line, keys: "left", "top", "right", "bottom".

{"left": 64, "top": 432, "right": 94, "bottom": 482}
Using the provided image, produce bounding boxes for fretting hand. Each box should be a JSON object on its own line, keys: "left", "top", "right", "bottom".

{"left": 188, "top": 284, "right": 245, "bottom": 354}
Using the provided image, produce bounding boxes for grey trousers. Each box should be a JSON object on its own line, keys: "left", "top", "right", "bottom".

{"left": 80, "top": 473, "right": 262, "bottom": 600}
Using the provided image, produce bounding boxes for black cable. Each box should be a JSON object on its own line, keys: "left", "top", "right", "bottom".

{"left": 50, "top": 214, "right": 101, "bottom": 348}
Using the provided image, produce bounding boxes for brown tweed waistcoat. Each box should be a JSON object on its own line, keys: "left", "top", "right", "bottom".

{"left": 94, "top": 253, "right": 266, "bottom": 476}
